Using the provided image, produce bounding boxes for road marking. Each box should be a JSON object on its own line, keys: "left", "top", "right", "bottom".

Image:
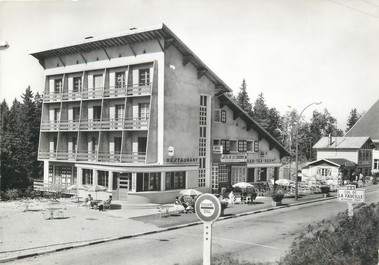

{"left": 212, "top": 237, "right": 284, "bottom": 250}
{"left": 179, "top": 233, "right": 283, "bottom": 250}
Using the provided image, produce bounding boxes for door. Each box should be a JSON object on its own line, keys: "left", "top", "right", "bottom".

{"left": 118, "top": 173, "right": 130, "bottom": 201}
{"left": 247, "top": 168, "right": 255, "bottom": 182}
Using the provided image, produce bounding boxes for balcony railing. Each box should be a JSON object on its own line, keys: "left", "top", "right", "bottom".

{"left": 43, "top": 84, "right": 152, "bottom": 102}
{"left": 41, "top": 117, "right": 149, "bottom": 131}
{"left": 39, "top": 150, "right": 146, "bottom": 164}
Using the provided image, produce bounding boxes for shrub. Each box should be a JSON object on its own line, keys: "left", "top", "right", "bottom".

{"left": 320, "top": 186, "right": 330, "bottom": 194}
{"left": 2, "top": 189, "right": 22, "bottom": 200}
{"left": 271, "top": 192, "right": 284, "bottom": 202}
{"left": 279, "top": 202, "right": 379, "bottom": 265}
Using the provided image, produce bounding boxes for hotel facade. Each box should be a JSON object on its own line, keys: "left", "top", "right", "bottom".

{"left": 31, "top": 24, "right": 289, "bottom": 204}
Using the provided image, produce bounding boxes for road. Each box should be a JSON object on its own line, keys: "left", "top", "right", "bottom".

{"left": 10, "top": 190, "right": 378, "bottom": 265}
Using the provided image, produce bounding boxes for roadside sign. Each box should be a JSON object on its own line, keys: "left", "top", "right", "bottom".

{"left": 338, "top": 186, "right": 365, "bottom": 203}
{"left": 195, "top": 194, "right": 222, "bottom": 265}
{"left": 195, "top": 194, "right": 222, "bottom": 223}
{"left": 337, "top": 185, "right": 366, "bottom": 217}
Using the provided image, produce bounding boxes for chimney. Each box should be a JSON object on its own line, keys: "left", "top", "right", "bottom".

{"left": 328, "top": 134, "right": 333, "bottom": 146}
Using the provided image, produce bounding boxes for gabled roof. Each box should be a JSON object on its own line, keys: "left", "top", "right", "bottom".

{"left": 218, "top": 93, "right": 290, "bottom": 158}
{"left": 302, "top": 158, "right": 356, "bottom": 169}
{"left": 30, "top": 23, "right": 231, "bottom": 95}
{"left": 313, "top": 136, "right": 372, "bottom": 149}
{"left": 345, "top": 99, "right": 379, "bottom": 142}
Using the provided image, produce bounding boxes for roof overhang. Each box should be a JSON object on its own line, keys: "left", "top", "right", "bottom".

{"left": 30, "top": 23, "right": 231, "bottom": 94}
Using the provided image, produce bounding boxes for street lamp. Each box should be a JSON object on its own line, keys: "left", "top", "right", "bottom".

{"left": 294, "top": 101, "right": 322, "bottom": 200}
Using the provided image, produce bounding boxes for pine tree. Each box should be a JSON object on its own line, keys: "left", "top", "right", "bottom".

{"left": 236, "top": 79, "right": 253, "bottom": 116}
{"left": 346, "top": 108, "right": 361, "bottom": 133}
{"left": 252, "top": 92, "right": 269, "bottom": 128}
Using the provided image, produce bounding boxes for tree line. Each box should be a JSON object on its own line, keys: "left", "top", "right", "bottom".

{"left": 0, "top": 87, "right": 42, "bottom": 192}
{"left": 0, "top": 84, "right": 363, "bottom": 192}
{"left": 233, "top": 79, "right": 363, "bottom": 162}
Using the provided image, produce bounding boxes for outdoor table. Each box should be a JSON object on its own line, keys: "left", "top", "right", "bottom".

{"left": 44, "top": 206, "right": 63, "bottom": 220}
{"left": 72, "top": 196, "right": 83, "bottom": 206}
{"left": 23, "top": 200, "right": 33, "bottom": 212}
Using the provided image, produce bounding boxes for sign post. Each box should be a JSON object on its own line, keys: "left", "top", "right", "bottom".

{"left": 337, "top": 185, "right": 365, "bottom": 217}
{"left": 195, "top": 194, "right": 222, "bottom": 265}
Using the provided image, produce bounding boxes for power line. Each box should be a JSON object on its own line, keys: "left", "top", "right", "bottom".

{"left": 360, "top": 0, "right": 379, "bottom": 8}
{"left": 327, "top": 0, "right": 378, "bottom": 18}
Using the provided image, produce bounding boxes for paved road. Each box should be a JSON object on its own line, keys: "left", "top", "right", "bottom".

{"left": 10, "top": 190, "right": 378, "bottom": 265}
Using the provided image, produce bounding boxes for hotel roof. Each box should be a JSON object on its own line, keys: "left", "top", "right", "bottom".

{"left": 345, "top": 99, "right": 379, "bottom": 142}
{"left": 30, "top": 23, "right": 231, "bottom": 94}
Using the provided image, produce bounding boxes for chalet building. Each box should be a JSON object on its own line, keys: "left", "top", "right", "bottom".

{"left": 313, "top": 136, "right": 375, "bottom": 178}
{"left": 31, "top": 24, "right": 289, "bottom": 203}
{"left": 345, "top": 99, "right": 379, "bottom": 174}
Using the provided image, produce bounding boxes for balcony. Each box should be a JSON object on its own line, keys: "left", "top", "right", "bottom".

{"left": 41, "top": 118, "right": 149, "bottom": 131}
{"left": 43, "top": 84, "right": 152, "bottom": 102}
{"left": 39, "top": 150, "right": 146, "bottom": 164}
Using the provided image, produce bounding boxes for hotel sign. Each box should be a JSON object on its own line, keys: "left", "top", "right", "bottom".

{"left": 220, "top": 154, "right": 247, "bottom": 163}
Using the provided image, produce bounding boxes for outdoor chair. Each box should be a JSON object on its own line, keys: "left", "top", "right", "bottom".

{"left": 156, "top": 206, "right": 170, "bottom": 218}
{"left": 103, "top": 200, "right": 112, "bottom": 210}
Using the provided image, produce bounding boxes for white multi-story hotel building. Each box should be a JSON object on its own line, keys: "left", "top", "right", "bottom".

{"left": 31, "top": 24, "right": 289, "bottom": 203}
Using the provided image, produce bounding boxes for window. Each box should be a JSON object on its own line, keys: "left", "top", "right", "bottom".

{"left": 238, "top": 140, "right": 247, "bottom": 152}
{"left": 247, "top": 141, "right": 253, "bottom": 152}
{"left": 221, "top": 110, "right": 226, "bottom": 123}
{"left": 93, "top": 74, "right": 103, "bottom": 89}
{"left": 165, "top": 171, "right": 186, "bottom": 190}
{"left": 115, "top": 72, "right": 126, "bottom": 88}
{"left": 221, "top": 139, "right": 230, "bottom": 153}
{"left": 73, "top": 77, "right": 82, "bottom": 92}
{"left": 199, "top": 127, "right": 206, "bottom": 138}
{"left": 115, "top": 105, "right": 124, "bottom": 120}
{"left": 54, "top": 79, "right": 62, "bottom": 93}
{"left": 139, "top": 103, "right": 150, "bottom": 119}
{"left": 254, "top": 141, "right": 259, "bottom": 152}
{"left": 213, "top": 139, "right": 220, "bottom": 146}
{"left": 137, "top": 172, "right": 161, "bottom": 191}
{"left": 230, "top": 140, "right": 237, "bottom": 152}
{"left": 218, "top": 165, "right": 228, "bottom": 182}
{"left": 139, "top": 69, "right": 150, "bottom": 86}
{"left": 374, "top": 159, "right": 379, "bottom": 170}
{"left": 317, "top": 168, "right": 331, "bottom": 177}
{"left": 98, "top": 171, "right": 109, "bottom": 187}
{"left": 82, "top": 169, "right": 93, "bottom": 185}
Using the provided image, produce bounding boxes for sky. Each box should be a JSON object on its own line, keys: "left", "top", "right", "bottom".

{"left": 1, "top": 0, "right": 379, "bottom": 131}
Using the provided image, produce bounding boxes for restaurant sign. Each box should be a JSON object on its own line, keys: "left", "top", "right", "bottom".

{"left": 220, "top": 154, "right": 247, "bottom": 163}
{"left": 247, "top": 158, "right": 277, "bottom": 164}
{"left": 166, "top": 157, "right": 199, "bottom": 164}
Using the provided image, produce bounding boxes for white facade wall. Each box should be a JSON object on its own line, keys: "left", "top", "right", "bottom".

{"left": 317, "top": 150, "right": 358, "bottom": 163}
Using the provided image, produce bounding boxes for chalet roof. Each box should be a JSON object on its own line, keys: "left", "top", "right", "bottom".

{"left": 30, "top": 23, "right": 231, "bottom": 95}
{"left": 345, "top": 99, "right": 379, "bottom": 142}
{"left": 313, "top": 136, "right": 372, "bottom": 149}
{"left": 302, "top": 158, "right": 356, "bottom": 169}
{"left": 218, "top": 93, "right": 291, "bottom": 158}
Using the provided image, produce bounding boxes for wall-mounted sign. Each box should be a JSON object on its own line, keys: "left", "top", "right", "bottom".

{"left": 166, "top": 157, "right": 199, "bottom": 164}
{"left": 247, "top": 158, "right": 277, "bottom": 164}
{"left": 220, "top": 154, "right": 246, "bottom": 163}
{"left": 168, "top": 146, "right": 174, "bottom": 157}
{"left": 213, "top": 145, "right": 223, "bottom": 154}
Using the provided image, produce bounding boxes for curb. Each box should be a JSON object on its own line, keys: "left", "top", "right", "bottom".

{"left": 0, "top": 193, "right": 363, "bottom": 263}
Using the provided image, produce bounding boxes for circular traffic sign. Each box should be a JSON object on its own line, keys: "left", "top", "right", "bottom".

{"left": 195, "top": 193, "right": 222, "bottom": 223}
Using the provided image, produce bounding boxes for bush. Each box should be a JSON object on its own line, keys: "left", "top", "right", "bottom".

{"left": 320, "top": 186, "right": 330, "bottom": 194}
{"left": 279, "top": 203, "right": 379, "bottom": 265}
{"left": 271, "top": 192, "right": 284, "bottom": 202}
{"left": 2, "top": 189, "right": 23, "bottom": 200}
